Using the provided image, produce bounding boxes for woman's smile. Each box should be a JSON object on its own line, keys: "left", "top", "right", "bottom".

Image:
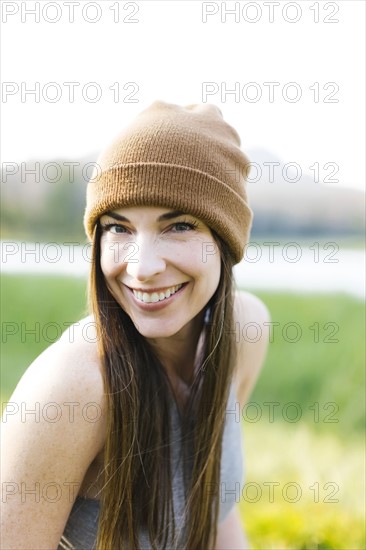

{"left": 124, "top": 282, "right": 189, "bottom": 311}
{"left": 128, "top": 282, "right": 186, "bottom": 302}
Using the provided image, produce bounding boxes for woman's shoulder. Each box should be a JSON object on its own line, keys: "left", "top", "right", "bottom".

{"left": 5, "top": 313, "right": 107, "bottom": 453}
{"left": 232, "top": 290, "right": 271, "bottom": 405}
{"left": 233, "top": 289, "right": 271, "bottom": 325}
{"left": 57, "top": 313, "right": 100, "bottom": 364}
{"left": 1, "top": 315, "right": 106, "bottom": 549}
{"left": 10, "top": 314, "right": 104, "bottom": 414}
{"left": 47, "top": 313, "right": 101, "bottom": 372}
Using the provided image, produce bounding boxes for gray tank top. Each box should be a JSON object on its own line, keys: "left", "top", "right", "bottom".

{"left": 58, "top": 382, "right": 244, "bottom": 550}
{"left": 57, "top": 385, "right": 244, "bottom": 550}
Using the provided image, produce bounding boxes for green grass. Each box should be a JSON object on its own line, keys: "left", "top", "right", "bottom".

{"left": 243, "top": 290, "right": 365, "bottom": 438}
{"left": 240, "top": 423, "right": 365, "bottom": 549}
{"left": 1, "top": 274, "right": 88, "bottom": 399}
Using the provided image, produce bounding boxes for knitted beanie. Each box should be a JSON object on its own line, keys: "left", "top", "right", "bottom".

{"left": 84, "top": 101, "right": 253, "bottom": 264}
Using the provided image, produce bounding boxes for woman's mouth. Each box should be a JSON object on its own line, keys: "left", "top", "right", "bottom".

{"left": 132, "top": 283, "right": 184, "bottom": 303}
{"left": 125, "top": 282, "right": 188, "bottom": 311}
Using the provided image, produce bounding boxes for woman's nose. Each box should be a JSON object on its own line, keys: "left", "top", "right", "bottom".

{"left": 124, "top": 237, "right": 166, "bottom": 281}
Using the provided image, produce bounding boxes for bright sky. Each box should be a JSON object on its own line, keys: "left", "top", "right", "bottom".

{"left": 1, "top": 0, "right": 365, "bottom": 191}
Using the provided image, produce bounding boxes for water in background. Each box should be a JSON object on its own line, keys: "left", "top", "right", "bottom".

{"left": 1, "top": 241, "right": 364, "bottom": 300}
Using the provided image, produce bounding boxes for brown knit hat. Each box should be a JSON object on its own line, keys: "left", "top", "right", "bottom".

{"left": 84, "top": 101, "right": 253, "bottom": 264}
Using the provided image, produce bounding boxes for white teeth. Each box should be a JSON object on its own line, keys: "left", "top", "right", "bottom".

{"left": 133, "top": 284, "right": 183, "bottom": 303}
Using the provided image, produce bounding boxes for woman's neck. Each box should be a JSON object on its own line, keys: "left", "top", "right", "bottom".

{"left": 146, "top": 308, "right": 207, "bottom": 388}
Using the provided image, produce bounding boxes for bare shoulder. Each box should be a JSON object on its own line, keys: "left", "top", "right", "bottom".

{"left": 58, "top": 313, "right": 100, "bottom": 363}
{"left": 232, "top": 290, "right": 271, "bottom": 405}
{"left": 15, "top": 314, "right": 104, "bottom": 408}
{"left": 1, "top": 315, "right": 106, "bottom": 549}
{"left": 233, "top": 290, "right": 271, "bottom": 325}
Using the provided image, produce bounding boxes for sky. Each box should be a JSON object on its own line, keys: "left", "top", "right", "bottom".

{"left": 1, "top": 0, "right": 365, "bottom": 191}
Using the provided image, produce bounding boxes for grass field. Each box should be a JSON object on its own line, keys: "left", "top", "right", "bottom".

{"left": 241, "top": 423, "right": 365, "bottom": 549}
{"left": 1, "top": 274, "right": 365, "bottom": 548}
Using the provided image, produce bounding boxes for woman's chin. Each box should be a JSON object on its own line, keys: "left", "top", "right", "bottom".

{"left": 130, "top": 316, "right": 185, "bottom": 340}
{"left": 135, "top": 325, "right": 179, "bottom": 340}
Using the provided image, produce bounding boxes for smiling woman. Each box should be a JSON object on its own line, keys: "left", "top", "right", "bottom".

{"left": 1, "top": 101, "right": 270, "bottom": 550}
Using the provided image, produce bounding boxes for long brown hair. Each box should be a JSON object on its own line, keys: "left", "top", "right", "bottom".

{"left": 88, "top": 220, "right": 238, "bottom": 549}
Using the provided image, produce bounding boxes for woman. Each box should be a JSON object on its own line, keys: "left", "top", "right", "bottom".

{"left": 1, "top": 101, "right": 270, "bottom": 549}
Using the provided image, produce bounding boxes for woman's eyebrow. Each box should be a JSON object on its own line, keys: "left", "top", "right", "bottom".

{"left": 103, "top": 210, "right": 187, "bottom": 222}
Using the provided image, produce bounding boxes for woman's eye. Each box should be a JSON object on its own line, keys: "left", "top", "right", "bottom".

{"left": 101, "top": 223, "right": 128, "bottom": 234}
{"left": 171, "top": 221, "right": 198, "bottom": 232}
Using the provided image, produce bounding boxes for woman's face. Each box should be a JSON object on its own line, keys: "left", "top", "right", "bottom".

{"left": 99, "top": 206, "right": 221, "bottom": 339}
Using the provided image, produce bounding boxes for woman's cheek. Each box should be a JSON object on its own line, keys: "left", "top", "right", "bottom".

{"left": 195, "top": 238, "right": 220, "bottom": 266}
{"left": 100, "top": 246, "right": 119, "bottom": 278}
